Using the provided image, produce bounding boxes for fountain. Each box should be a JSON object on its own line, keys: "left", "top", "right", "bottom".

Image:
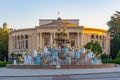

{"left": 7, "top": 18, "right": 117, "bottom": 69}
{"left": 54, "top": 24, "right": 69, "bottom": 59}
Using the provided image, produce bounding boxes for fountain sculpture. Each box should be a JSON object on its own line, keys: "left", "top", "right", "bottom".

{"left": 17, "top": 18, "right": 99, "bottom": 66}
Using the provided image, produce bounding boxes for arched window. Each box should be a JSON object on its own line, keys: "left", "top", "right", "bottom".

{"left": 91, "top": 35, "right": 94, "bottom": 39}
{"left": 100, "top": 36, "right": 101, "bottom": 39}
{"left": 25, "top": 35, "right": 28, "bottom": 39}
{"left": 21, "top": 35, "right": 23, "bottom": 39}
{"left": 96, "top": 35, "right": 98, "bottom": 39}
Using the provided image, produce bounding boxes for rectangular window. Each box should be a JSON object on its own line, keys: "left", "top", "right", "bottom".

{"left": 19, "top": 41, "right": 20, "bottom": 49}
{"left": 15, "top": 39, "right": 17, "bottom": 49}
{"left": 26, "top": 40, "right": 28, "bottom": 49}
{"left": 23, "top": 41, "right": 24, "bottom": 49}
{"left": 44, "top": 38, "right": 49, "bottom": 45}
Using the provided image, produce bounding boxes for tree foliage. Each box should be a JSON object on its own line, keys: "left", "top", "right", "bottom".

{"left": 110, "top": 37, "right": 120, "bottom": 59}
{"left": 10, "top": 53, "right": 16, "bottom": 58}
{"left": 116, "top": 51, "right": 120, "bottom": 59}
{"left": 84, "top": 41, "right": 103, "bottom": 56}
{"left": 107, "top": 11, "right": 120, "bottom": 36}
{"left": 0, "top": 28, "right": 8, "bottom": 61}
{"left": 107, "top": 11, "right": 120, "bottom": 59}
{"left": 16, "top": 53, "right": 22, "bottom": 57}
{"left": 101, "top": 53, "right": 109, "bottom": 60}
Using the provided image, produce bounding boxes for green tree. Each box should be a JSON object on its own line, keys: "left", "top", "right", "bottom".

{"left": 84, "top": 41, "right": 93, "bottom": 49}
{"left": 0, "top": 28, "right": 9, "bottom": 61}
{"left": 10, "top": 53, "right": 16, "bottom": 62}
{"left": 10, "top": 53, "right": 16, "bottom": 58}
{"left": 107, "top": 11, "right": 120, "bottom": 36}
{"left": 110, "top": 37, "right": 120, "bottom": 59}
{"left": 84, "top": 41, "right": 103, "bottom": 56}
{"left": 116, "top": 51, "right": 120, "bottom": 59}
{"left": 16, "top": 53, "right": 22, "bottom": 58}
{"left": 0, "top": 54, "right": 3, "bottom": 61}
{"left": 101, "top": 53, "right": 109, "bottom": 60}
{"left": 107, "top": 11, "right": 120, "bottom": 59}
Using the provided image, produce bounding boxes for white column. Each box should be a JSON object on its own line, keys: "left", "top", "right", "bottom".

{"left": 13, "top": 37, "right": 14, "bottom": 49}
{"left": 29, "top": 35, "right": 32, "bottom": 51}
{"left": 54, "top": 32, "right": 55, "bottom": 39}
{"left": 50, "top": 33, "right": 53, "bottom": 47}
{"left": 79, "top": 33, "right": 81, "bottom": 47}
{"left": 20, "top": 37, "right": 22, "bottom": 49}
{"left": 18, "top": 39, "right": 20, "bottom": 49}
{"left": 104, "top": 38, "right": 106, "bottom": 50}
{"left": 67, "top": 32, "right": 69, "bottom": 39}
{"left": 37, "top": 33, "right": 40, "bottom": 49}
{"left": 24, "top": 37, "right": 26, "bottom": 49}
{"left": 16, "top": 37, "right": 17, "bottom": 49}
{"left": 40, "top": 32, "right": 42, "bottom": 48}
{"left": 77, "top": 32, "right": 80, "bottom": 46}
{"left": 81, "top": 34, "right": 83, "bottom": 46}
{"left": 9, "top": 36, "right": 12, "bottom": 57}
{"left": 14, "top": 37, "right": 16, "bottom": 49}
{"left": 17, "top": 38, "right": 19, "bottom": 49}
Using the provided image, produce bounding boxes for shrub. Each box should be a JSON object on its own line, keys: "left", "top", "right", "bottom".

{"left": 0, "top": 61, "right": 12, "bottom": 67}
{"left": 16, "top": 53, "right": 22, "bottom": 57}
{"left": 102, "top": 58, "right": 120, "bottom": 64}
{"left": 116, "top": 51, "right": 120, "bottom": 59}
{"left": 101, "top": 53, "right": 109, "bottom": 60}
{"left": 84, "top": 41, "right": 103, "bottom": 56}
{"left": 10, "top": 53, "right": 16, "bottom": 58}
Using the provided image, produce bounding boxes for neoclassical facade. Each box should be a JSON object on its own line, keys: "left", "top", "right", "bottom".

{"left": 9, "top": 17, "right": 110, "bottom": 56}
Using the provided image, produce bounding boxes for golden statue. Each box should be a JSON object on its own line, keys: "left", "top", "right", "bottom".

{"left": 57, "top": 26, "right": 62, "bottom": 34}
{"left": 52, "top": 41, "right": 57, "bottom": 48}
{"left": 63, "top": 26, "right": 67, "bottom": 35}
{"left": 43, "top": 57, "right": 47, "bottom": 64}
{"left": 67, "top": 52, "right": 71, "bottom": 65}
{"left": 54, "top": 46, "right": 57, "bottom": 51}
{"left": 68, "top": 58, "right": 71, "bottom": 65}
{"left": 37, "top": 50, "right": 41, "bottom": 55}
{"left": 18, "top": 56, "right": 24, "bottom": 62}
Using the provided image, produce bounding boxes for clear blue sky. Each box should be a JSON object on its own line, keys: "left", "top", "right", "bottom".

{"left": 0, "top": 0, "right": 120, "bottom": 30}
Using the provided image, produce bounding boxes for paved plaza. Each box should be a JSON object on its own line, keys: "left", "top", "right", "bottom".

{"left": 0, "top": 66, "right": 120, "bottom": 77}
{"left": 0, "top": 66, "right": 120, "bottom": 80}
{"left": 1, "top": 72, "right": 120, "bottom": 80}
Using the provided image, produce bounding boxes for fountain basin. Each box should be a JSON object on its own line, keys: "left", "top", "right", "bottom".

{"left": 7, "top": 64, "right": 117, "bottom": 69}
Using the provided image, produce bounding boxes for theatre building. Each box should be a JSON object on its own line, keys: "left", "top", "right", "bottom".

{"left": 8, "top": 17, "right": 110, "bottom": 56}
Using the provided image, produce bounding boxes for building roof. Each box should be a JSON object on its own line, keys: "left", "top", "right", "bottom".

{"left": 40, "top": 17, "right": 78, "bottom": 27}
{"left": 83, "top": 28, "right": 107, "bottom": 35}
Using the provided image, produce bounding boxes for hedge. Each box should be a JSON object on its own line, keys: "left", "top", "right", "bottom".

{"left": 0, "top": 61, "right": 12, "bottom": 67}
{"left": 102, "top": 58, "right": 120, "bottom": 64}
